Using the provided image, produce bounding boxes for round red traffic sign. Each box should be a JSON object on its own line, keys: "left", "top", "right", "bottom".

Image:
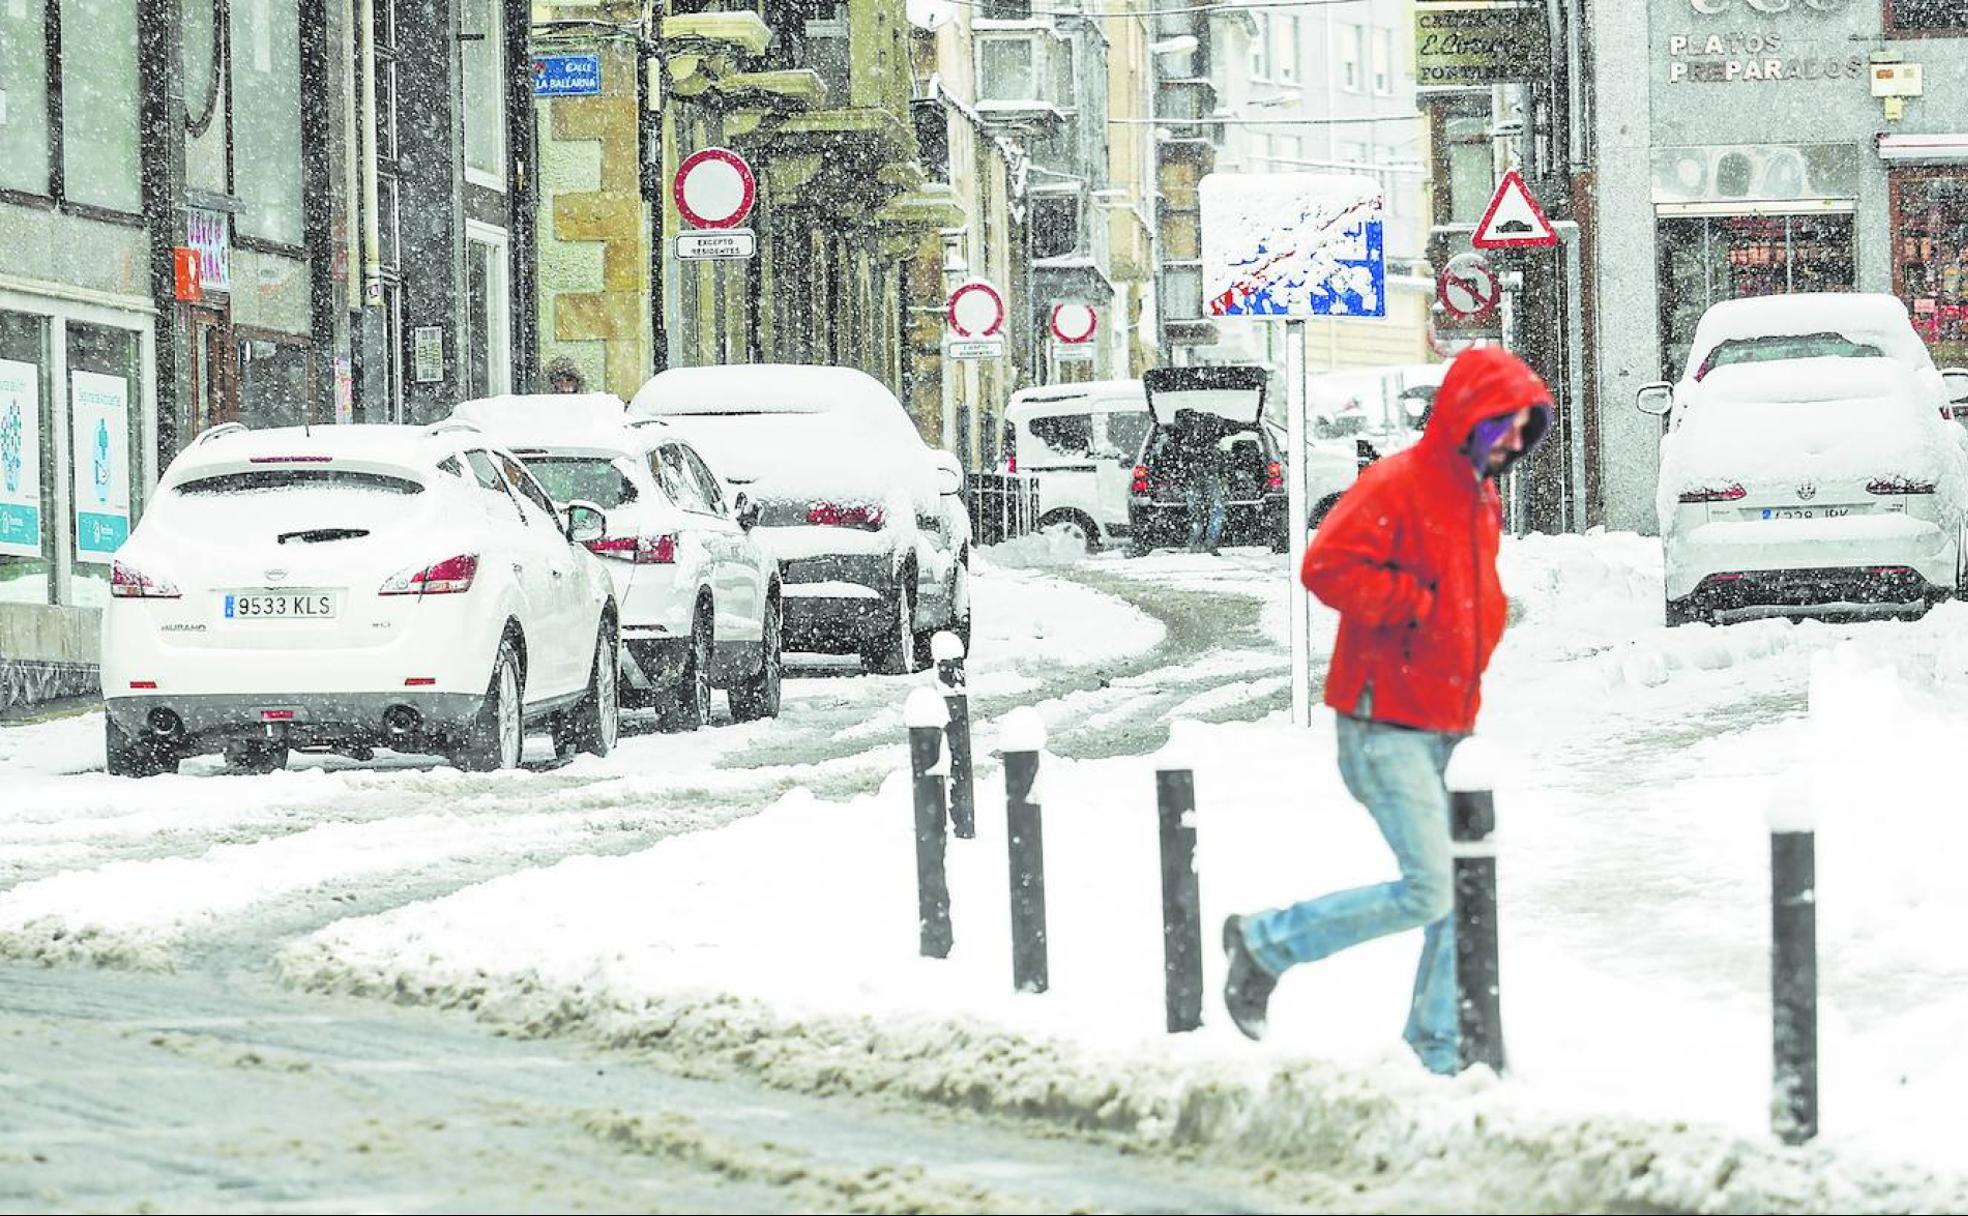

{"left": 673, "top": 148, "right": 756, "bottom": 230}
{"left": 947, "top": 280, "right": 1006, "bottom": 338}
{"left": 1050, "top": 302, "right": 1097, "bottom": 344}
{"left": 1437, "top": 252, "right": 1499, "bottom": 320}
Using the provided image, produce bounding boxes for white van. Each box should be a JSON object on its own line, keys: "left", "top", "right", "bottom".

{"left": 1002, "top": 380, "right": 1152, "bottom": 550}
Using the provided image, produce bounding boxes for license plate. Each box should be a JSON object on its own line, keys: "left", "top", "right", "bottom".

{"left": 1760, "top": 507, "right": 1851, "bottom": 521}
{"left": 222, "top": 590, "right": 339, "bottom": 620}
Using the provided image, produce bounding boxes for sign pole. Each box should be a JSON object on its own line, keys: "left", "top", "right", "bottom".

{"left": 1286, "top": 317, "right": 1310, "bottom": 727}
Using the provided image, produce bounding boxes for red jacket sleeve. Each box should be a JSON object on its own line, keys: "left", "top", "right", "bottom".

{"left": 1300, "top": 471, "right": 1435, "bottom": 628}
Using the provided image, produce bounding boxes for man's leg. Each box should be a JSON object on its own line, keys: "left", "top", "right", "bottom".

{"left": 1204, "top": 473, "right": 1228, "bottom": 552}
{"left": 1405, "top": 915, "right": 1457, "bottom": 1074}
{"left": 1183, "top": 481, "right": 1205, "bottom": 551}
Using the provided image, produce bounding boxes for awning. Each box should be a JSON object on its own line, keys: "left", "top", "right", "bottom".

{"left": 1877, "top": 134, "right": 1968, "bottom": 165}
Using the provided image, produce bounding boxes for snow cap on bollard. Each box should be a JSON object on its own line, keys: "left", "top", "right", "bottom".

{"left": 1155, "top": 719, "right": 1201, "bottom": 774}
{"left": 931, "top": 630, "right": 967, "bottom": 663}
{"left": 1766, "top": 773, "right": 1820, "bottom": 834}
{"left": 905, "top": 686, "right": 951, "bottom": 730}
{"left": 1000, "top": 706, "right": 1047, "bottom": 754}
{"left": 1446, "top": 736, "right": 1501, "bottom": 793}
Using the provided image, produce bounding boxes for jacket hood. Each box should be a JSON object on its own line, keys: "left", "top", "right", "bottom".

{"left": 1418, "top": 347, "right": 1554, "bottom": 474}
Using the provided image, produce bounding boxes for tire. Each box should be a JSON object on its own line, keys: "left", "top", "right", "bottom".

{"left": 1309, "top": 492, "right": 1343, "bottom": 531}
{"left": 657, "top": 609, "right": 713, "bottom": 732}
{"left": 729, "top": 598, "right": 783, "bottom": 722}
{"left": 105, "top": 716, "right": 176, "bottom": 778}
{"left": 554, "top": 622, "right": 620, "bottom": 758}
{"left": 223, "top": 741, "right": 290, "bottom": 774}
{"left": 1039, "top": 511, "right": 1098, "bottom": 553}
{"left": 453, "top": 638, "right": 525, "bottom": 771}
{"left": 865, "top": 576, "right": 919, "bottom": 675}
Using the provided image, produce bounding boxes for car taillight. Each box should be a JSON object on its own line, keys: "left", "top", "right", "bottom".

{"left": 1867, "top": 477, "right": 1936, "bottom": 495}
{"left": 1677, "top": 484, "right": 1746, "bottom": 503}
{"left": 1131, "top": 464, "right": 1149, "bottom": 495}
{"left": 1265, "top": 460, "right": 1284, "bottom": 492}
{"left": 1007, "top": 454, "right": 1017, "bottom": 473}
{"left": 586, "top": 534, "right": 677, "bottom": 564}
{"left": 379, "top": 553, "right": 478, "bottom": 595}
{"left": 110, "top": 561, "right": 181, "bottom": 599}
{"left": 807, "top": 502, "right": 884, "bottom": 529}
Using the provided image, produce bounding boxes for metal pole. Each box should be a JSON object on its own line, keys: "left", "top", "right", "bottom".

{"left": 1157, "top": 766, "right": 1203, "bottom": 1033}
{"left": 1002, "top": 708, "right": 1049, "bottom": 994}
{"left": 1555, "top": 220, "right": 1587, "bottom": 534}
{"left": 905, "top": 690, "right": 952, "bottom": 960}
{"left": 934, "top": 632, "right": 974, "bottom": 840}
{"left": 1452, "top": 787, "right": 1505, "bottom": 1074}
{"left": 1285, "top": 316, "right": 1310, "bottom": 726}
{"left": 1772, "top": 828, "right": 1818, "bottom": 1145}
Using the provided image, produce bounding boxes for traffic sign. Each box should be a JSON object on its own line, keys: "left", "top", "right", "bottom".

{"left": 1437, "top": 251, "right": 1499, "bottom": 320}
{"left": 945, "top": 338, "right": 1005, "bottom": 360}
{"left": 673, "top": 148, "right": 756, "bottom": 230}
{"left": 1472, "top": 170, "right": 1557, "bottom": 249}
{"left": 946, "top": 280, "right": 1006, "bottom": 338}
{"left": 676, "top": 229, "right": 757, "bottom": 261}
{"left": 1049, "top": 303, "right": 1097, "bottom": 344}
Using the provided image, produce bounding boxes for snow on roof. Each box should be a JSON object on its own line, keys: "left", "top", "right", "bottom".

{"left": 165, "top": 423, "right": 460, "bottom": 482}
{"left": 629, "top": 364, "right": 903, "bottom": 421}
{"left": 1005, "top": 380, "right": 1147, "bottom": 419}
{"left": 452, "top": 394, "right": 652, "bottom": 454}
{"left": 1683, "top": 293, "right": 1931, "bottom": 379}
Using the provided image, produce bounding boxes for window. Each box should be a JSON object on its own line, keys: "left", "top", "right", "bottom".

{"left": 229, "top": 0, "right": 304, "bottom": 244}
{"left": 497, "top": 454, "right": 560, "bottom": 523}
{"left": 524, "top": 457, "right": 638, "bottom": 510}
{"left": 1249, "top": 22, "right": 1271, "bottom": 80}
{"left": 1445, "top": 111, "right": 1494, "bottom": 225}
{"left": 0, "top": 1, "right": 50, "bottom": 195}
{"left": 236, "top": 333, "right": 313, "bottom": 429}
{"left": 465, "top": 449, "right": 522, "bottom": 522}
{"left": 676, "top": 446, "right": 728, "bottom": 516}
{"left": 1656, "top": 213, "right": 1856, "bottom": 377}
{"left": 1030, "top": 194, "right": 1080, "bottom": 259}
{"left": 1276, "top": 16, "right": 1299, "bottom": 85}
{"left": 658, "top": 446, "right": 710, "bottom": 513}
{"left": 1338, "top": 24, "right": 1363, "bottom": 93}
{"left": 465, "top": 227, "right": 511, "bottom": 399}
{"left": 979, "top": 37, "right": 1038, "bottom": 103}
{"left": 1893, "top": 169, "right": 1968, "bottom": 367}
{"left": 60, "top": 0, "right": 142, "bottom": 213}
{"left": 1371, "top": 27, "right": 1393, "bottom": 95}
{"left": 461, "top": 0, "right": 506, "bottom": 188}
{"left": 1887, "top": 0, "right": 1968, "bottom": 34}
{"left": 1026, "top": 413, "right": 1094, "bottom": 460}
{"left": 65, "top": 322, "right": 140, "bottom": 606}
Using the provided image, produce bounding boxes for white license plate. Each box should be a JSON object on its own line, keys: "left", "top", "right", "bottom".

{"left": 1760, "top": 507, "right": 1852, "bottom": 521}
{"left": 222, "top": 590, "right": 339, "bottom": 620}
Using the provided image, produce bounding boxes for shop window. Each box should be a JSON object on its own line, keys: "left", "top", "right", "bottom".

{"left": 59, "top": 0, "right": 143, "bottom": 214}
{"left": 0, "top": 312, "right": 52, "bottom": 606}
{"left": 65, "top": 323, "right": 141, "bottom": 607}
{"left": 1655, "top": 213, "right": 1856, "bottom": 378}
{"left": 1893, "top": 169, "right": 1968, "bottom": 368}
{"left": 229, "top": 0, "right": 304, "bottom": 245}
{"left": 461, "top": 0, "right": 506, "bottom": 189}
{"left": 0, "top": 0, "right": 50, "bottom": 196}
{"left": 1887, "top": 0, "right": 1968, "bottom": 34}
{"left": 236, "top": 332, "right": 313, "bottom": 429}
{"left": 183, "top": 0, "right": 230, "bottom": 196}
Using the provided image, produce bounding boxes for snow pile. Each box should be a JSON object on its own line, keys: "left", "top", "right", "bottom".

{"left": 981, "top": 527, "right": 1095, "bottom": 569}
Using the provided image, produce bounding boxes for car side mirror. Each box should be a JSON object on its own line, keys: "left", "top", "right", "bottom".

{"left": 1942, "top": 368, "right": 1968, "bottom": 406}
{"left": 931, "top": 453, "right": 963, "bottom": 496}
{"left": 564, "top": 500, "right": 606, "bottom": 544}
{"left": 734, "top": 491, "right": 761, "bottom": 530}
{"left": 1635, "top": 382, "right": 1674, "bottom": 417}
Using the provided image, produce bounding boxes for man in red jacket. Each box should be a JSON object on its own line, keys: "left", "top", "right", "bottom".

{"left": 1221, "top": 347, "right": 1552, "bottom": 1074}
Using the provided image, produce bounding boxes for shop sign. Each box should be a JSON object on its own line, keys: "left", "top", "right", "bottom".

{"left": 1414, "top": 3, "right": 1549, "bottom": 88}
{"left": 0, "top": 359, "right": 42, "bottom": 560}
{"left": 186, "top": 207, "right": 231, "bottom": 292}
{"left": 70, "top": 371, "right": 130, "bottom": 561}
{"left": 1664, "top": 33, "right": 1866, "bottom": 83}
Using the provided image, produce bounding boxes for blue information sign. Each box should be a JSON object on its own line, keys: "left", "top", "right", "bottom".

{"left": 532, "top": 54, "right": 602, "bottom": 98}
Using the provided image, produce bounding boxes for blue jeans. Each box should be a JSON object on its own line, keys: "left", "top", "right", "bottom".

{"left": 1183, "top": 472, "right": 1227, "bottom": 551}
{"left": 1242, "top": 712, "right": 1464, "bottom": 1074}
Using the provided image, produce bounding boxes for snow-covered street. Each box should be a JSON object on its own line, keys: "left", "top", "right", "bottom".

{"left": 6, "top": 536, "right": 1968, "bottom": 1212}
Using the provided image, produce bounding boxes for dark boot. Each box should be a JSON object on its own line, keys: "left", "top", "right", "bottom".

{"left": 1222, "top": 914, "right": 1277, "bottom": 1041}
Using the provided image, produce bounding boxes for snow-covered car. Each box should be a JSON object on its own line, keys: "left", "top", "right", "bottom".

{"left": 1283, "top": 363, "right": 1444, "bottom": 529}
{"left": 1637, "top": 292, "right": 1968, "bottom": 626}
{"left": 100, "top": 422, "right": 620, "bottom": 776}
{"left": 1001, "top": 380, "right": 1151, "bottom": 550}
{"left": 1128, "top": 365, "right": 1289, "bottom": 554}
{"left": 628, "top": 365, "right": 971, "bottom": 673}
{"left": 451, "top": 394, "right": 782, "bottom": 728}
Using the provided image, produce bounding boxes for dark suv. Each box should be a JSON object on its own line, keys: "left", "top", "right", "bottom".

{"left": 1127, "top": 366, "right": 1289, "bottom": 554}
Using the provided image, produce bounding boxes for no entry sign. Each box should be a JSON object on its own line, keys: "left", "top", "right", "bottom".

{"left": 673, "top": 148, "right": 756, "bottom": 230}
{"left": 946, "top": 280, "right": 1006, "bottom": 338}
{"left": 1049, "top": 303, "right": 1097, "bottom": 344}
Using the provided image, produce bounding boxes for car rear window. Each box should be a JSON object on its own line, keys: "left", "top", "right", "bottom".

{"left": 1698, "top": 332, "right": 1885, "bottom": 379}
{"left": 174, "top": 469, "right": 424, "bottom": 496}
{"left": 522, "top": 456, "right": 639, "bottom": 509}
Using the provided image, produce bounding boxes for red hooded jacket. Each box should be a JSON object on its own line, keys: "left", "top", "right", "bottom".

{"left": 1301, "top": 348, "right": 1552, "bottom": 735}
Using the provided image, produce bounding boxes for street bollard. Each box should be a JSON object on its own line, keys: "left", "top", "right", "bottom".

{"left": 1452, "top": 787, "right": 1506, "bottom": 1074}
{"left": 933, "top": 631, "right": 975, "bottom": 840}
{"left": 905, "top": 688, "right": 952, "bottom": 960}
{"left": 1771, "top": 825, "right": 1818, "bottom": 1145}
{"left": 1001, "top": 707, "right": 1049, "bottom": 994}
{"left": 1156, "top": 765, "right": 1203, "bottom": 1033}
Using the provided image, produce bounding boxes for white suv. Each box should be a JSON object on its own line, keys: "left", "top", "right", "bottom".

{"left": 452, "top": 395, "right": 782, "bottom": 728}
{"left": 100, "top": 422, "right": 620, "bottom": 776}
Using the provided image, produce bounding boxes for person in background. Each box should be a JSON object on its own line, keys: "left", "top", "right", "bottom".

{"left": 545, "top": 356, "right": 586, "bottom": 395}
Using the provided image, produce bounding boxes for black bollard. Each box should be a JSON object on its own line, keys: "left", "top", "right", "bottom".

{"left": 1157, "top": 766, "right": 1203, "bottom": 1033}
{"left": 1771, "top": 827, "right": 1818, "bottom": 1145}
{"left": 1452, "top": 787, "right": 1506, "bottom": 1074}
{"left": 934, "top": 631, "right": 975, "bottom": 840}
{"left": 1001, "top": 707, "right": 1049, "bottom": 994}
{"left": 905, "top": 689, "right": 952, "bottom": 960}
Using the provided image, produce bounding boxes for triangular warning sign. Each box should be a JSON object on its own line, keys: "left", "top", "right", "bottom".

{"left": 1472, "top": 170, "right": 1557, "bottom": 249}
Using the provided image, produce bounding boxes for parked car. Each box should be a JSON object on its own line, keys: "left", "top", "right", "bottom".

{"left": 100, "top": 422, "right": 620, "bottom": 776}
{"left": 629, "top": 365, "right": 971, "bottom": 673}
{"left": 452, "top": 394, "right": 783, "bottom": 729}
{"left": 1001, "top": 380, "right": 1152, "bottom": 550}
{"left": 1637, "top": 292, "right": 1968, "bottom": 626}
{"left": 1282, "top": 363, "right": 1444, "bottom": 529}
{"left": 1128, "top": 365, "right": 1289, "bottom": 554}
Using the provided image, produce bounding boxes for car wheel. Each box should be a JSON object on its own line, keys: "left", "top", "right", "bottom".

{"left": 865, "top": 576, "right": 918, "bottom": 675}
{"left": 657, "top": 610, "right": 713, "bottom": 732}
{"left": 105, "top": 716, "right": 176, "bottom": 778}
{"left": 1039, "top": 511, "right": 1097, "bottom": 553}
{"left": 1309, "top": 492, "right": 1342, "bottom": 530}
{"left": 454, "top": 638, "right": 524, "bottom": 771}
{"left": 224, "top": 741, "right": 290, "bottom": 774}
{"left": 729, "top": 599, "right": 783, "bottom": 722}
{"left": 554, "top": 621, "right": 620, "bottom": 759}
